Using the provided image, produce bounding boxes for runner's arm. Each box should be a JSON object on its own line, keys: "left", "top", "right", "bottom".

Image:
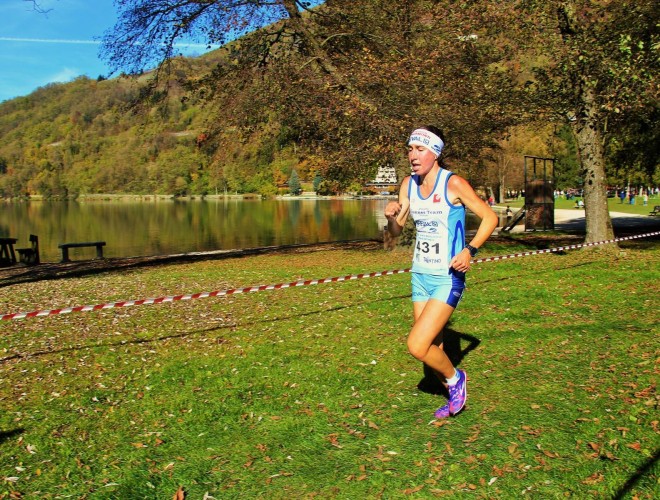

{"left": 384, "top": 176, "right": 411, "bottom": 237}
{"left": 448, "top": 175, "right": 498, "bottom": 269}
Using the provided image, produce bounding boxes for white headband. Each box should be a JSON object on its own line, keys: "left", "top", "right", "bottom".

{"left": 408, "top": 128, "right": 444, "bottom": 157}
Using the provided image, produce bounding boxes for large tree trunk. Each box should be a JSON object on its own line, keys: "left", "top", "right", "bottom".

{"left": 557, "top": 1, "right": 614, "bottom": 245}
{"left": 570, "top": 85, "right": 615, "bottom": 244}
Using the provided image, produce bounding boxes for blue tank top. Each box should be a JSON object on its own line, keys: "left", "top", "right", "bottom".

{"left": 409, "top": 169, "right": 466, "bottom": 278}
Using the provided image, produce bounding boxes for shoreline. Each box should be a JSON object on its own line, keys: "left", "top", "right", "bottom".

{"left": 1, "top": 193, "right": 397, "bottom": 202}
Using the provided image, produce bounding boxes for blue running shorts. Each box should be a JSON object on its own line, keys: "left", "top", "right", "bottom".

{"left": 411, "top": 272, "right": 465, "bottom": 308}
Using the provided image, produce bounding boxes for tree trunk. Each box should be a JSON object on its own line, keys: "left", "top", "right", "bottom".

{"left": 570, "top": 85, "right": 615, "bottom": 244}
{"left": 498, "top": 168, "right": 506, "bottom": 204}
{"left": 557, "top": 1, "right": 614, "bottom": 245}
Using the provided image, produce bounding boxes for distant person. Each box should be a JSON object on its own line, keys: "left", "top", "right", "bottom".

{"left": 629, "top": 192, "right": 635, "bottom": 205}
{"left": 384, "top": 125, "right": 498, "bottom": 419}
{"left": 506, "top": 206, "right": 513, "bottom": 219}
{"left": 643, "top": 193, "right": 648, "bottom": 206}
{"left": 619, "top": 190, "right": 626, "bottom": 203}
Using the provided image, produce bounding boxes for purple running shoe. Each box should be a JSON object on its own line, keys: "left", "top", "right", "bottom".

{"left": 448, "top": 369, "right": 467, "bottom": 415}
{"left": 434, "top": 404, "right": 450, "bottom": 419}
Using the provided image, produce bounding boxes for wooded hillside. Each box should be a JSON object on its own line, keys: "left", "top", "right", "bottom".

{"left": 0, "top": 0, "right": 657, "bottom": 203}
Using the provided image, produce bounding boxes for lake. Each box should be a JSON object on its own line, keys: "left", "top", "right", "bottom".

{"left": 1, "top": 198, "right": 495, "bottom": 263}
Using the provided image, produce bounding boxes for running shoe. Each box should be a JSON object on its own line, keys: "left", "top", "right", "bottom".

{"left": 434, "top": 404, "right": 450, "bottom": 419}
{"left": 448, "top": 369, "right": 467, "bottom": 415}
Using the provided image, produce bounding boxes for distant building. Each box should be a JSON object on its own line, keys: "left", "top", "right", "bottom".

{"left": 366, "top": 165, "right": 398, "bottom": 193}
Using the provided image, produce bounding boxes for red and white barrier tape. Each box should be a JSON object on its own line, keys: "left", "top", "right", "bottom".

{"left": 469, "top": 231, "right": 659, "bottom": 263}
{"left": 2, "top": 230, "right": 658, "bottom": 321}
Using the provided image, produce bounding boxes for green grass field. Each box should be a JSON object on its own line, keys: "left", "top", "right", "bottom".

{"left": 502, "top": 193, "right": 660, "bottom": 215}
{"left": 1, "top": 236, "right": 658, "bottom": 498}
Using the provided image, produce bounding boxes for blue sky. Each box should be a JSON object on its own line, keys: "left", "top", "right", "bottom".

{"left": 0, "top": 0, "right": 217, "bottom": 103}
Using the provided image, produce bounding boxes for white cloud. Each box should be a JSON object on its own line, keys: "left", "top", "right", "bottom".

{"left": 0, "top": 36, "right": 218, "bottom": 49}
{"left": 0, "top": 36, "right": 99, "bottom": 45}
{"left": 45, "top": 67, "right": 81, "bottom": 84}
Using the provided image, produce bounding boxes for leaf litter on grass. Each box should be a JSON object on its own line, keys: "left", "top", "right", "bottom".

{"left": 0, "top": 242, "right": 658, "bottom": 498}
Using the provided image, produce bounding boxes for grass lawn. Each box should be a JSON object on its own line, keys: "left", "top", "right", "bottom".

{"left": 501, "top": 193, "right": 660, "bottom": 215}
{"left": 1, "top": 235, "right": 658, "bottom": 498}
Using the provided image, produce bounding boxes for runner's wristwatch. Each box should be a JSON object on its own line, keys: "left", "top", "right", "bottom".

{"left": 465, "top": 244, "right": 479, "bottom": 257}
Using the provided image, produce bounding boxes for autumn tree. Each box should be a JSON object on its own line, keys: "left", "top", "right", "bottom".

{"left": 100, "top": 0, "right": 523, "bottom": 192}
{"left": 99, "top": 0, "right": 372, "bottom": 108}
{"left": 486, "top": 125, "right": 551, "bottom": 202}
{"left": 481, "top": 0, "right": 658, "bottom": 243}
{"left": 605, "top": 105, "right": 659, "bottom": 188}
{"left": 25, "top": 0, "right": 658, "bottom": 222}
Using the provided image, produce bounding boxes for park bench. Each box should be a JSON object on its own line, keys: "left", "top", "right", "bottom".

{"left": 16, "top": 234, "right": 40, "bottom": 265}
{"left": 0, "top": 237, "right": 17, "bottom": 266}
{"left": 58, "top": 241, "right": 106, "bottom": 263}
{"left": 649, "top": 205, "right": 660, "bottom": 216}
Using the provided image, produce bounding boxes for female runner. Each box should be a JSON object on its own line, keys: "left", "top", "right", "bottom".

{"left": 384, "top": 126, "right": 498, "bottom": 418}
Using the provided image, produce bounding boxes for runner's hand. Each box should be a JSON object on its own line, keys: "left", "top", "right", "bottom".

{"left": 384, "top": 202, "right": 401, "bottom": 221}
{"left": 450, "top": 249, "right": 472, "bottom": 273}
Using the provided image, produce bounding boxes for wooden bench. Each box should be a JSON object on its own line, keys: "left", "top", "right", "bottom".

{"left": 16, "top": 234, "right": 40, "bottom": 265}
{"left": 0, "top": 237, "right": 17, "bottom": 267}
{"left": 649, "top": 205, "right": 660, "bottom": 216}
{"left": 58, "top": 241, "right": 106, "bottom": 262}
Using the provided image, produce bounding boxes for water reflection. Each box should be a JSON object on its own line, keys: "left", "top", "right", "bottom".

{"left": 1, "top": 199, "right": 494, "bottom": 262}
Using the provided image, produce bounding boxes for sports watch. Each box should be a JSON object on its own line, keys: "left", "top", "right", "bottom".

{"left": 465, "top": 244, "right": 479, "bottom": 257}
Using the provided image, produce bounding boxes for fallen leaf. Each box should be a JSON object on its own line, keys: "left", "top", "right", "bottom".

{"left": 582, "top": 473, "right": 604, "bottom": 485}
{"left": 173, "top": 486, "right": 185, "bottom": 500}
{"left": 325, "top": 434, "right": 342, "bottom": 448}
{"left": 430, "top": 420, "right": 450, "bottom": 428}
{"left": 403, "top": 484, "right": 424, "bottom": 494}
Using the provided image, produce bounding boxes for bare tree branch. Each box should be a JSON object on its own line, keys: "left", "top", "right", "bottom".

{"left": 23, "top": 0, "right": 51, "bottom": 14}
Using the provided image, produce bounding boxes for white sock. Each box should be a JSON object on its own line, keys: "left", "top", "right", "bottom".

{"left": 446, "top": 370, "right": 459, "bottom": 386}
